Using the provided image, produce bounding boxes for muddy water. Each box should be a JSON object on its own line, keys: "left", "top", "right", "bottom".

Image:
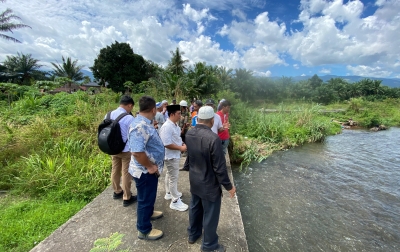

{"left": 233, "top": 128, "right": 400, "bottom": 252}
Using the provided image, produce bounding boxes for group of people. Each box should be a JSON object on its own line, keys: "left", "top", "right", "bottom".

{"left": 107, "top": 95, "right": 235, "bottom": 252}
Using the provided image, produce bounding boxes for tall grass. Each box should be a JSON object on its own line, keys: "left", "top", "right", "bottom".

{"left": 0, "top": 90, "right": 119, "bottom": 251}
{"left": 229, "top": 102, "right": 342, "bottom": 169}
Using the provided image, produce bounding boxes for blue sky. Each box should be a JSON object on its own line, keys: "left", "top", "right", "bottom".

{"left": 1, "top": 0, "right": 399, "bottom": 78}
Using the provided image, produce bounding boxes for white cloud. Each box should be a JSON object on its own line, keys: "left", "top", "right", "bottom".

{"left": 232, "top": 9, "right": 246, "bottom": 20}
{"left": 255, "top": 70, "right": 272, "bottom": 77}
{"left": 301, "top": 73, "right": 306, "bottom": 76}
{"left": 242, "top": 45, "right": 284, "bottom": 70}
{"left": 347, "top": 65, "right": 392, "bottom": 77}
{"left": 183, "top": 3, "right": 214, "bottom": 22}
{"left": 1, "top": 0, "right": 399, "bottom": 78}
{"left": 319, "top": 68, "right": 331, "bottom": 74}
{"left": 179, "top": 35, "right": 241, "bottom": 69}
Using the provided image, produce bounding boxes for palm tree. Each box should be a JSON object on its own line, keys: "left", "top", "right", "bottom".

{"left": 3, "top": 52, "right": 42, "bottom": 84}
{"left": 167, "top": 47, "right": 189, "bottom": 76}
{"left": 51, "top": 56, "right": 84, "bottom": 88}
{"left": 0, "top": 0, "right": 31, "bottom": 43}
{"left": 216, "top": 66, "right": 233, "bottom": 90}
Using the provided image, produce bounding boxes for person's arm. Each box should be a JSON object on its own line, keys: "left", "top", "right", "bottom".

{"left": 164, "top": 143, "right": 187, "bottom": 152}
{"left": 210, "top": 137, "right": 233, "bottom": 191}
{"left": 160, "top": 123, "right": 187, "bottom": 152}
{"left": 131, "top": 152, "right": 158, "bottom": 174}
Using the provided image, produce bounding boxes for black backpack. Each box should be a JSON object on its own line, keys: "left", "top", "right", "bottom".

{"left": 98, "top": 111, "right": 129, "bottom": 155}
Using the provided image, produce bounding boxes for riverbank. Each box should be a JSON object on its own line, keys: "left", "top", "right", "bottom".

{"left": 228, "top": 98, "right": 400, "bottom": 169}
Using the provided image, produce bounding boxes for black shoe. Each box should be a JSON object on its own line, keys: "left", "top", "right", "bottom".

{"left": 202, "top": 244, "right": 225, "bottom": 252}
{"left": 188, "top": 236, "right": 200, "bottom": 244}
{"left": 179, "top": 167, "right": 189, "bottom": 171}
{"left": 123, "top": 195, "right": 137, "bottom": 207}
{"left": 113, "top": 191, "right": 123, "bottom": 199}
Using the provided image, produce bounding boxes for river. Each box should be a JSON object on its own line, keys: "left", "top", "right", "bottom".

{"left": 233, "top": 127, "right": 400, "bottom": 252}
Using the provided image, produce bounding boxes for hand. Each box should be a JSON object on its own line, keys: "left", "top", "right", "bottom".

{"left": 228, "top": 186, "right": 236, "bottom": 198}
{"left": 180, "top": 143, "right": 187, "bottom": 152}
{"left": 147, "top": 164, "right": 158, "bottom": 174}
{"left": 223, "top": 122, "right": 230, "bottom": 129}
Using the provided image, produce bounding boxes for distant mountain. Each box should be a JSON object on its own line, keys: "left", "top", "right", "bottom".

{"left": 81, "top": 70, "right": 94, "bottom": 81}
{"left": 271, "top": 75, "right": 400, "bottom": 88}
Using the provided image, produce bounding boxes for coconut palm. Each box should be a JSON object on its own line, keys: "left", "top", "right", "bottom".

{"left": 3, "top": 52, "right": 42, "bottom": 84}
{"left": 51, "top": 56, "right": 84, "bottom": 85}
{"left": 0, "top": 0, "right": 31, "bottom": 43}
{"left": 167, "top": 47, "right": 189, "bottom": 76}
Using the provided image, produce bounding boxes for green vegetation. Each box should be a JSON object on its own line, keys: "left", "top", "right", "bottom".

{"left": 0, "top": 91, "right": 120, "bottom": 251}
{"left": 1, "top": 41, "right": 400, "bottom": 251}
{"left": 90, "top": 232, "right": 128, "bottom": 252}
{"left": 0, "top": 196, "right": 85, "bottom": 252}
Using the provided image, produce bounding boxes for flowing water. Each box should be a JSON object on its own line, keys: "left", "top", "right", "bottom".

{"left": 233, "top": 127, "right": 400, "bottom": 252}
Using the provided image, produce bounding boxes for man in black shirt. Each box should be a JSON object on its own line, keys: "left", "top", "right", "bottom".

{"left": 183, "top": 106, "right": 236, "bottom": 252}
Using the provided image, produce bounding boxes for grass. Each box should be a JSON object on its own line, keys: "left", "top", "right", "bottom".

{"left": 0, "top": 195, "right": 86, "bottom": 252}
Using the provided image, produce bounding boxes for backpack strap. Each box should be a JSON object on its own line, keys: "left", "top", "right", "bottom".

{"left": 106, "top": 111, "right": 112, "bottom": 120}
{"left": 115, "top": 112, "right": 129, "bottom": 122}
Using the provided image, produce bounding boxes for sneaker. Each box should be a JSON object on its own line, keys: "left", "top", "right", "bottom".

{"left": 202, "top": 244, "right": 225, "bottom": 252}
{"left": 138, "top": 228, "right": 163, "bottom": 240}
{"left": 164, "top": 192, "right": 182, "bottom": 200}
{"left": 113, "top": 190, "right": 123, "bottom": 199}
{"left": 150, "top": 211, "right": 163, "bottom": 220}
{"left": 170, "top": 198, "right": 188, "bottom": 211}
{"left": 123, "top": 195, "right": 137, "bottom": 207}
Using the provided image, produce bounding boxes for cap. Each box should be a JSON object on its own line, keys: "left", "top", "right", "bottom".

{"left": 161, "top": 100, "right": 168, "bottom": 104}
{"left": 219, "top": 99, "right": 225, "bottom": 103}
{"left": 205, "top": 98, "right": 214, "bottom": 105}
{"left": 198, "top": 106, "right": 215, "bottom": 119}
{"left": 156, "top": 102, "right": 162, "bottom": 108}
{"left": 179, "top": 100, "right": 188, "bottom": 107}
{"left": 166, "top": 104, "right": 180, "bottom": 114}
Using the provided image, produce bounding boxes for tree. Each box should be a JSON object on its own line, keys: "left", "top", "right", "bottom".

{"left": 308, "top": 74, "right": 323, "bottom": 89}
{"left": 90, "top": 41, "right": 149, "bottom": 93}
{"left": 0, "top": 0, "right": 31, "bottom": 43}
{"left": 230, "top": 68, "right": 255, "bottom": 101}
{"left": 3, "top": 52, "right": 42, "bottom": 84}
{"left": 51, "top": 56, "right": 84, "bottom": 83}
{"left": 167, "top": 47, "right": 188, "bottom": 76}
{"left": 216, "top": 66, "right": 233, "bottom": 90}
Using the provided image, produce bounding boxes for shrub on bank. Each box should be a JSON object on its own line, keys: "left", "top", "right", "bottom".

{"left": 229, "top": 102, "right": 342, "bottom": 168}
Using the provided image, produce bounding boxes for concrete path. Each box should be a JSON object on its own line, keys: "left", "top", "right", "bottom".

{"left": 31, "top": 156, "right": 248, "bottom": 252}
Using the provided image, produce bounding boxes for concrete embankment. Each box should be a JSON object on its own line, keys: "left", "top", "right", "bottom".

{"left": 31, "top": 156, "right": 248, "bottom": 252}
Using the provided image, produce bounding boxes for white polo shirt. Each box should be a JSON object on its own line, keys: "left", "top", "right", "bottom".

{"left": 211, "top": 113, "right": 222, "bottom": 134}
{"left": 159, "top": 119, "right": 182, "bottom": 160}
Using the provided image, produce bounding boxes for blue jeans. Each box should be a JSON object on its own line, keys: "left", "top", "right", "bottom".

{"left": 188, "top": 193, "right": 222, "bottom": 251}
{"left": 221, "top": 139, "right": 229, "bottom": 155}
{"left": 134, "top": 172, "right": 158, "bottom": 234}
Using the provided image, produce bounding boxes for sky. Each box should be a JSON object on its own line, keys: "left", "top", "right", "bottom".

{"left": 1, "top": 0, "right": 400, "bottom": 79}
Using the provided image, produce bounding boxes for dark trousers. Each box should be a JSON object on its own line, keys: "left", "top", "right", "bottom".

{"left": 134, "top": 172, "right": 158, "bottom": 234}
{"left": 187, "top": 193, "right": 222, "bottom": 251}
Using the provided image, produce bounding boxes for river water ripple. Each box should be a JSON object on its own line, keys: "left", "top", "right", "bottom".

{"left": 233, "top": 127, "right": 400, "bottom": 252}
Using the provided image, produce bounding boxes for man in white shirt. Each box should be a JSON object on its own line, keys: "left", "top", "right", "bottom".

{"left": 159, "top": 104, "right": 188, "bottom": 211}
{"left": 205, "top": 99, "right": 227, "bottom": 135}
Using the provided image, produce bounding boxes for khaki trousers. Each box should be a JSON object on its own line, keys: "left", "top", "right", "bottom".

{"left": 111, "top": 151, "right": 132, "bottom": 200}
